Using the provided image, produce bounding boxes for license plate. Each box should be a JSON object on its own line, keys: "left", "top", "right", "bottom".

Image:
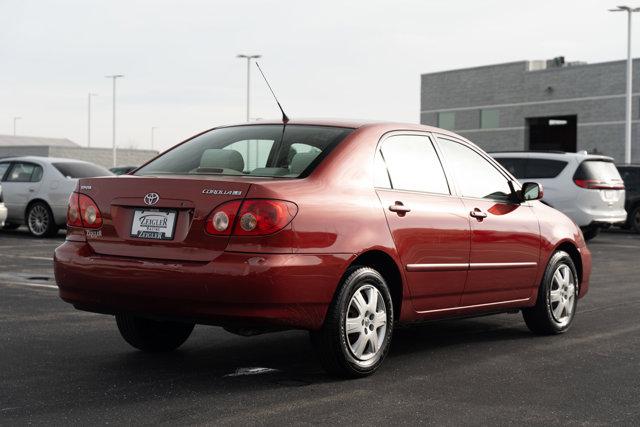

{"left": 130, "top": 209, "right": 177, "bottom": 240}
{"left": 603, "top": 190, "right": 617, "bottom": 201}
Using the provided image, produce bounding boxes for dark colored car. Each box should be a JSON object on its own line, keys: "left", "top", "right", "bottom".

{"left": 109, "top": 166, "right": 138, "bottom": 175}
{"left": 617, "top": 164, "right": 640, "bottom": 233}
{"left": 54, "top": 120, "right": 591, "bottom": 377}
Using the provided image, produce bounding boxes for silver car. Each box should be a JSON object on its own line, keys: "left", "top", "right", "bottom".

{"left": 0, "top": 156, "right": 113, "bottom": 237}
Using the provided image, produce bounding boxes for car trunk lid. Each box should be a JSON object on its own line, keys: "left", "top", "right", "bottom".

{"left": 76, "top": 175, "right": 251, "bottom": 261}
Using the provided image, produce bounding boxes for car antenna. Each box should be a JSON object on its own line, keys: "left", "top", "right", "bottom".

{"left": 255, "top": 62, "right": 289, "bottom": 123}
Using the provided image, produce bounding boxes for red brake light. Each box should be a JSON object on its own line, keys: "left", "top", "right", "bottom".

{"left": 67, "top": 192, "right": 102, "bottom": 228}
{"left": 205, "top": 200, "right": 242, "bottom": 235}
{"left": 67, "top": 193, "right": 82, "bottom": 227}
{"left": 574, "top": 179, "right": 625, "bottom": 190}
{"left": 204, "top": 199, "right": 297, "bottom": 236}
{"left": 233, "top": 200, "right": 298, "bottom": 236}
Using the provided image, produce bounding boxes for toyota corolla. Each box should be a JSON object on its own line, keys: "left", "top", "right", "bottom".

{"left": 54, "top": 119, "right": 591, "bottom": 377}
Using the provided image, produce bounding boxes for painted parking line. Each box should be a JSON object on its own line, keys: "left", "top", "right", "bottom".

{"left": 0, "top": 254, "right": 53, "bottom": 261}
{"left": 2, "top": 281, "right": 58, "bottom": 290}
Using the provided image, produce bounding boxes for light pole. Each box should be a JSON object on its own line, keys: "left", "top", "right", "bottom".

{"left": 87, "top": 92, "right": 98, "bottom": 147}
{"left": 237, "top": 54, "right": 261, "bottom": 121}
{"left": 151, "top": 126, "right": 158, "bottom": 150}
{"left": 610, "top": 6, "right": 640, "bottom": 164}
{"left": 12, "top": 117, "right": 21, "bottom": 136}
{"left": 105, "top": 74, "right": 124, "bottom": 167}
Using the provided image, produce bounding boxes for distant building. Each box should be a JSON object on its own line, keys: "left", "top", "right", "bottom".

{"left": 420, "top": 57, "right": 640, "bottom": 162}
{"left": 0, "top": 135, "right": 158, "bottom": 168}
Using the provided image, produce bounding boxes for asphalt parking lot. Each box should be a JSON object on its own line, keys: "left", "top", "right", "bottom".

{"left": 1, "top": 229, "right": 639, "bottom": 425}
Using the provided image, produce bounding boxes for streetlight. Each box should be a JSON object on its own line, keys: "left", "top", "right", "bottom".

{"left": 87, "top": 93, "right": 98, "bottom": 147}
{"left": 609, "top": 6, "right": 640, "bottom": 164}
{"left": 105, "top": 74, "right": 124, "bottom": 167}
{"left": 237, "top": 54, "right": 261, "bottom": 121}
{"left": 12, "top": 117, "right": 21, "bottom": 136}
{"left": 150, "top": 126, "right": 158, "bottom": 150}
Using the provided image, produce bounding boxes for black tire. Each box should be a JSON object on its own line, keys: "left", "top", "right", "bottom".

{"left": 26, "top": 201, "right": 58, "bottom": 238}
{"left": 115, "top": 314, "right": 195, "bottom": 352}
{"left": 310, "top": 266, "right": 394, "bottom": 378}
{"left": 522, "top": 251, "right": 579, "bottom": 335}
{"left": 629, "top": 205, "right": 640, "bottom": 234}
{"left": 2, "top": 223, "right": 20, "bottom": 230}
{"left": 581, "top": 225, "right": 599, "bottom": 241}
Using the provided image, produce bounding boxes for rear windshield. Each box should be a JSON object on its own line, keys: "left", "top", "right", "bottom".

{"left": 573, "top": 160, "right": 622, "bottom": 181}
{"left": 495, "top": 157, "right": 568, "bottom": 179}
{"left": 134, "top": 125, "right": 354, "bottom": 178}
{"left": 53, "top": 162, "right": 113, "bottom": 178}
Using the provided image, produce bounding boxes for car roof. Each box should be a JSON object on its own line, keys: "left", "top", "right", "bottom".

{"left": 490, "top": 151, "right": 615, "bottom": 162}
{"left": 213, "top": 118, "right": 464, "bottom": 138}
{"left": 0, "top": 156, "right": 91, "bottom": 164}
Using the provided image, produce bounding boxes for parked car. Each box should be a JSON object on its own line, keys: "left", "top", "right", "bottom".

{"left": 491, "top": 151, "right": 626, "bottom": 240}
{"left": 0, "top": 156, "right": 113, "bottom": 237}
{"left": 54, "top": 120, "right": 591, "bottom": 377}
{"left": 109, "top": 165, "right": 138, "bottom": 175}
{"left": 0, "top": 184, "right": 7, "bottom": 228}
{"left": 616, "top": 164, "right": 640, "bottom": 233}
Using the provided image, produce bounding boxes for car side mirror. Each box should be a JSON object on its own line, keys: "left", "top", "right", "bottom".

{"left": 521, "top": 182, "right": 543, "bottom": 201}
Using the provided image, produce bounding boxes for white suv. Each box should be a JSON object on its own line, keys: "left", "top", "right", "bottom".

{"left": 491, "top": 151, "right": 626, "bottom": 240}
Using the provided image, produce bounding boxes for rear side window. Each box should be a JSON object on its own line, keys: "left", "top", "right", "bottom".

{"left": 573, "top": 160, "right": 622, "bottom": 182}
{"left": 135, "top": 125, "right": 353, "bottom": 178}
{"left": 6, "top": 162, "right": 43, "bottom": 182}
{"left": 495, "top": 157, "right": 568, "bottom": 179}
{"left": 378, "top": 135, "right": 449, "bottom": 194}
{"left": 53, "top": 162, "right": 113, "bottom": 178}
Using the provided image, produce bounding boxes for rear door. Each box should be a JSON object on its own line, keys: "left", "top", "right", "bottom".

{"left": 436, "top": 137, "right": 540, "bottom": 306}
{"left": 375, "top": 132, "right": 470, "bottom": 312}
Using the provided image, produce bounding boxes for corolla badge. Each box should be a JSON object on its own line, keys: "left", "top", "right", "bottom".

{"left": 144, "top": 192, "right": 160, "bottom": 206}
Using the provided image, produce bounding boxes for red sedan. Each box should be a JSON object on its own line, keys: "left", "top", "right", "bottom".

{"left": 54, "top": 120, "right": 591, "bottom": 377}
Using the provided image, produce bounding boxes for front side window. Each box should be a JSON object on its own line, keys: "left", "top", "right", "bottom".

{"left": 379, "top": 135, "right": 449, "bottom": 194}
{"left": 6, "top": 162, "right": 42, "bottom": 183}
{"left": 438, "top": 138, "right": 512, "bottom": 201}
{"left": 0, "top": 162, "right": 10, "bottom": 180}
{"left": 135, "top": 125, "right": 353, "bottom": 178}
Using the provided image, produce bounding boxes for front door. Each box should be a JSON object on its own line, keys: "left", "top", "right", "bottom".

{"left": 436, "top": 137, "right": 540, "bottom": 307}
{"left": 375, "top": 133, "right": 470, "bottom": 312}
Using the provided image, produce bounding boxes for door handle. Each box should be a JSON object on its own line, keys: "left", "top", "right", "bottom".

{"left": 389, "top": 202, "right": 411, "bottom": 215}
{"left": 469, "top": 208, "right": 487, "bottom": 219}
{"left": 28, "top": 188, "right": 35, "bottom": 193}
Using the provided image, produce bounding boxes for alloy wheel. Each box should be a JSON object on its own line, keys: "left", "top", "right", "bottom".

{"left": 345, "top": 284, "right": 387, "bottom": 362}
{"left": 28, "top": 204, "right": 49, "bottom": 236}
{"left": 548, "top": 264, "right": 576, "bottom": 327}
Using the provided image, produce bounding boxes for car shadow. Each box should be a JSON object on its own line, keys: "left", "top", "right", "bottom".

{"left": 92, "top": 315, "right": 533, "bottom": 393}
{"left": 0, "top": 226, "right": 65, "bottom": 239}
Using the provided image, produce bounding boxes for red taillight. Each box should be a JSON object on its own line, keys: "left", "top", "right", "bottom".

{"left": 204, "top": 199, "right": 297, "bottom": 236}
{"left": 205, "top": 200, "right": 242, "bottom": 235}
{"left": 67, "top": 192, "right": 102, "bottom": 228}
{"left": 574, "top": 179, "right": 625, "bottom": 190}
{"left": 67, "top": 193, "right": 82, "bottom": 227}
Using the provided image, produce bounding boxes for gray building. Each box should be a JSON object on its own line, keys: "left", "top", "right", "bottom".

{"left": 420, "top": 57, "right": 640, "bottom": 162}
{"left": 0, "top": 135, "right": 158, "bottom": 168}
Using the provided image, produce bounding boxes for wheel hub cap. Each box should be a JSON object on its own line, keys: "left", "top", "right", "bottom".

{"left": 345, "top": 284, "right": 387, "bottom": 362}
{"left": 549, "top": 264, "right": 576, "bottom": 327}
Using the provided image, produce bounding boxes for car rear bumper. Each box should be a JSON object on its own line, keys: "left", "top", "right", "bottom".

{"left": 54, "top": 241, "right": 351, "bottom": 330}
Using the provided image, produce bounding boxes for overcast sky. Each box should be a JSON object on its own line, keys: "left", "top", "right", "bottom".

{"left": 0, "top": 0, "right": 637, "bottom": 152}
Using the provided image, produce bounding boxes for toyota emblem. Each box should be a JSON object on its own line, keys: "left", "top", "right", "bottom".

{"left": 144, "top": 192, "right": 160, "bottom": 206}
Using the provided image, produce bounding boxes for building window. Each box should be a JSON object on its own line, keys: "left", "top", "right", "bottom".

{"left": 438, "top": 112, "right": 455, "bottom": 130}
{"left": 480, "top": 109, "right": 499, "bottom": 129}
